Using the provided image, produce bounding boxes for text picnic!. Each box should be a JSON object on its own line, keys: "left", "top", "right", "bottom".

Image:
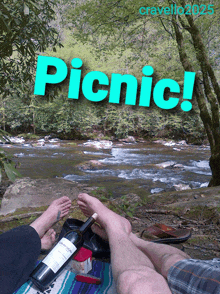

{"left": 34, "top": 56, "right": 196, "bottom": 112}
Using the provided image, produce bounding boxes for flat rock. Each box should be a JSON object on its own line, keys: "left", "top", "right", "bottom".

{"left": 173, "top": 184, "right": 191, "bottom": 191}
{"left": 0, "top": 177, "right": 81, "bottom": 215}
{"left": 156, "top": 161, "right": 176, "bottom": 168}
{"left": 148, "top": 186, "right": 220, "bottom": 209}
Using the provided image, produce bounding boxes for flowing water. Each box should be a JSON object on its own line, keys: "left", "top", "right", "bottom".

{"left": 3, "top": 140, "right": 211, "bottom": 197}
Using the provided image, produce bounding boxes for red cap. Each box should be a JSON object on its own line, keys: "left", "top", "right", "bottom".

{"left": 76, "top": 274, "right": 101, "bottom": 285}
{"left": 74, "top": 247, "right": 92, "bottom": 262}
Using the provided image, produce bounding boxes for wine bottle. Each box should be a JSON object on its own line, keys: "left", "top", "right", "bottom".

{"left": 30, "top": 213, "right": 98, "bottom": 291}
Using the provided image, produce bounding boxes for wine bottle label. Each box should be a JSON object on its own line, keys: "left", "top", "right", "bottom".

{"left": 42, "top": 238, "right": 77, "bottom": 273}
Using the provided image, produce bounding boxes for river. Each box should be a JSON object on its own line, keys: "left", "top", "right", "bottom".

{"left": 3, "top": 140, "right": 211, "bottom": 197}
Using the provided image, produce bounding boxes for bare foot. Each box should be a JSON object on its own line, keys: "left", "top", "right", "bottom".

{"left": 30, "top": 196, "right": 71, "bottom": 238}
{"left": 77, "top": 193, "right": 131, "bottom": 235}
{"left": 92, "top": 223, "right": 108, "bottom": 241}
{"left": 41, "top": 229, "right": 56, "bottom": 250}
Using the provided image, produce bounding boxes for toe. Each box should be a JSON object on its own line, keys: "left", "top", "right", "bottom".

{"left": 45, "top": 228, "right": 55, "bottom": 236}
{"left": 92, "top": 224, "right": 108, "bottom": 240}
{"left": 77, "top": 200, "right": 86, "bottom": 207}
{"left": 61, "top": 209, "right": 70, "bottom": 217}
{"left": 51, "top": 231, "right": 56, "bottom": 242}
{"left": 58, "top": 196, "right": 71, "bottom": 204}
{"left": 78, "top": 193, "right": 89, "bottom": 201}
{"left": 61, "top": 202, "right": 71, "bottom": 209}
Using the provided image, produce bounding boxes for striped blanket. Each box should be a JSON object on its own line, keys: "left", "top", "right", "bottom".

{"left": 14, "top": 261, "right": 117, "bottom": 294}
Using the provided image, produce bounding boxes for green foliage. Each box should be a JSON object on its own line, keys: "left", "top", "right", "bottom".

{"left": 58, "top": 0, "right": 218, "bottom": 146}
{"left": 0, "top": 34, "right": 206, "bottom": 142}
{"left": 0, "top": 128, "right": 21, "bottom": 183}
{"left": 0, "top": 143, "right": 21, "bottom": 183}
{"left": 65, "top": 0, "right": 219, "bottom": 80}
{"left": 0, "top": 0, "right": 62, "bottom": 97}
{"left": 117, "top": 195, "right": 140, "bottom": 218}
{"left": 3, "top": 161, "right": 21, "bottom": 182}
{"left": 33, "top": 94, "right": 101, "bottom": 136}
{"left": 0, "top": 0, "right": 212, "bottom": 144}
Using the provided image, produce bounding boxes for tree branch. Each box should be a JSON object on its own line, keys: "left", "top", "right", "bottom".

{"left": 159, "top": 17, "right": 173, "bottom": 38}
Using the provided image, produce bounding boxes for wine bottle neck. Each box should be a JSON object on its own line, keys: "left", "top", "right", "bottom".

{"left": 79, "top": 215, "right": 96, "bottom": 234}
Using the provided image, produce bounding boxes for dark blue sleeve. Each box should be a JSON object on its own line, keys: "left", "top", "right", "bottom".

{"left": 0, "top": 225, "right": 41, "bottom": 294}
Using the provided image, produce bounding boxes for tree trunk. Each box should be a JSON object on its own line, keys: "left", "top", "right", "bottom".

{"left": 170, "top": 1, "right": 220, "bottom": 186}
{"left": 209, "top": 153, "right": 220, "bottom": 186}
{"left": 3, "top": 101, "right": 5, "bottom": 131}
{"left": 33, "top": 111, "right": 36, "bottom": 135}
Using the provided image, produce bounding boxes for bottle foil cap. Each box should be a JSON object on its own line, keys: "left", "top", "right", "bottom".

{"left": 92, "top": 213, "right": 98, "bottom": 220}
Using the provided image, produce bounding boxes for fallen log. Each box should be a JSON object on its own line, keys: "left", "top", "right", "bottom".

{"left": 0, "top": 205, "right": 78, "bottom": 224}
{"left": 0, "top": 211, "right": 43, "bottom": 223}
{"left": 145, "top": 209, "right": 202, "bottom": 225}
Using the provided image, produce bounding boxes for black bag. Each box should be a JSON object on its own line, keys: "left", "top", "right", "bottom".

{"left": 59, "top": 218, "right": 110, "bottom": 259}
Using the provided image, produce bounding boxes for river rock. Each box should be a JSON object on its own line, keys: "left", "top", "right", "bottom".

{"left": 78, "top": 160, "right": 105, "bottom": 170}
{"left": 164, "top": 141, "right": 176, "bottom": 147}
{"left": 173, "top": 148, "right": 181, "bottom": 151}
{"left": 154, "top": 140, "right": 188, "bottom": 147}
{"left": 173, "top": 164, "right": 184, "bottom": 168}
{"left": 119, "top": 136, "right": 136, "bottom": 143}
{"left": 34, "top": 141, "right": 45, "bottom": 147}
{"left": 22, "top": 143, "right": 33, "bottom": 148}
{"left": 151, "top": 188, "right": 164, "bottom": 194}
{"left": 156, "top": 161, "right": 176, "bottom": 168}
{"left": 9, "top": 136, "right": 25, "bottom": 144}
{"left": 49, "top": 138, "right": 60, "bottom": 143}
{"left": 83, "top": 140, "right": 113, "bottom": 149}
{"left": 153, "top": 139, "right": 167, "bottom": 145}
{"left": 0, "top": 177, "right": 81, "bottom": 215}
{"left": 44, "top": 134, "right": 58, "bottom": 140}
{"left": 173, "top": 184, "right": 191, "bottom": 191}
{"left": 177, "top": 140, "right": 188, "bottom": 146}
{"left": 200, "top": 182, "right": 209, "bottom": 188}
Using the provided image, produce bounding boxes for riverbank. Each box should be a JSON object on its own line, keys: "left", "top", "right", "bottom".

{"left": 4, "top": 131, "right": 210, "bottom": 145}
{"left": 0, "top": 177, "right": 219, "bottom": 261}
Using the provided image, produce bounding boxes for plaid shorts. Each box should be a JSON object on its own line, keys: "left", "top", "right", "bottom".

{"left": 167, "top": 258, "right": 220, "bottom": 294}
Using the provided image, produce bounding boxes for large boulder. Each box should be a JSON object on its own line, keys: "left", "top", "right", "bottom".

{"left": 0, "top": 177, "right": 81, "bottom": 215}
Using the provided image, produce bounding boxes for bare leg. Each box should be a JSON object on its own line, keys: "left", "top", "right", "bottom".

{"left": 41, "top": 228, "right": 56, "bottom": 250}
{"left": 30, "top": 196, "right": 71, "bottom": 238}
{"left": 130, "top": 233, "right": 190, "bottom": 278}
{"left": 78, "top": 193, "right": 172, "bottom": 294}
{"left": 86, "top": 205, "right": 190, "bottom": 279}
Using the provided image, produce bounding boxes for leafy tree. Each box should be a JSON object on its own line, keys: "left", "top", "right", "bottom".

{"left": 0, "top": 0, "right": 62, "bottom": 97}
{"left": 0, "top": 0, "right": 62, "bottom": 182}
{"left": 34, "top": 94, "right": 101, "bottom": 137}
{"left": 66, "top": 0, "right": 220, "bottom": 186}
